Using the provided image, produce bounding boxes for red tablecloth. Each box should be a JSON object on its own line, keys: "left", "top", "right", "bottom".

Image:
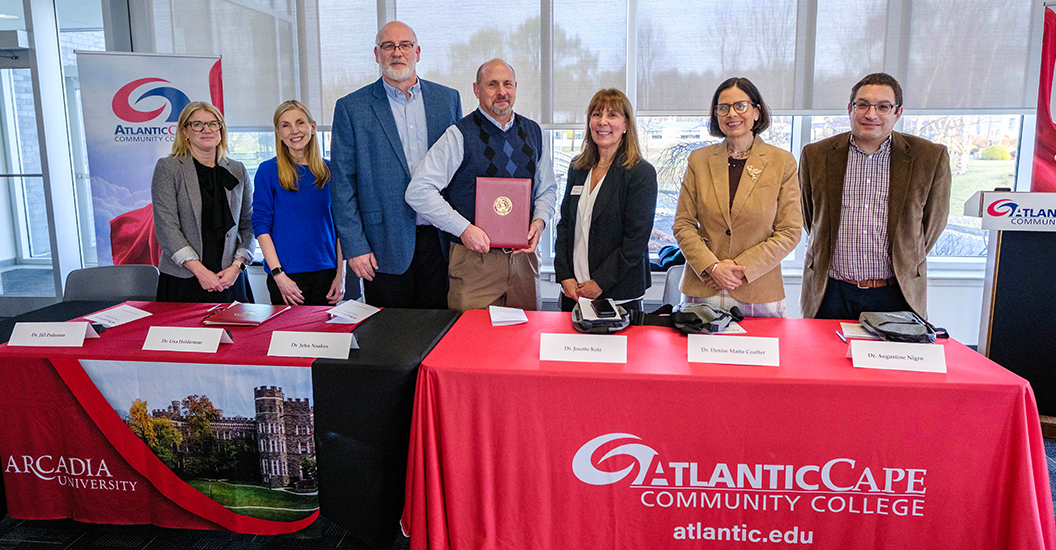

{"left": 0, "top": 301, "right": 351, "bottom": 534}
{"left": 401, "top": 310, "right": 1056, "bottom": 549}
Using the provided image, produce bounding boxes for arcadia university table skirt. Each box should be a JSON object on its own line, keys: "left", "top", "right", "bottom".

{"left": 0, "top": 301, "right": 351, "bottom": 535}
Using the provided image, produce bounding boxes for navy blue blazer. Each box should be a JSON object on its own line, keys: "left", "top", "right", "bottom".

{"left": 329, "top": 78, "right": 462, "bottom": 274}
{"left": 554, "top": 148, "right": 658, "bottom": 301}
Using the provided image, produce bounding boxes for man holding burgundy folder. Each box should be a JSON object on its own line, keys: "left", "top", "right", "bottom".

{"left": 406, "top": 58, "right": 557, "bottom": 312}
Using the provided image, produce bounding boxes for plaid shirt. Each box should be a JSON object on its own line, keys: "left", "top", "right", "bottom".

{"left": 828, "top": 135, "right": 895, "bottom": 282}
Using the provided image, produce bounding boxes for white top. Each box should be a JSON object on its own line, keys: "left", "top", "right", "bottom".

{"left": 573, "top": 168, "right": 605, "bottom": 283}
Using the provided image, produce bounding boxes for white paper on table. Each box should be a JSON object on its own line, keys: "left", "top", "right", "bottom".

{"left": 688, "top": 334, "right": 779, "bottom": 366}
{"left": 489, "top": 305, "right": 528, "bottom": 326}
{"left": 327, "top": 300, "right": 381, "bottom": 324}
{"left": 848, "top": 340, "right": 947, "bottom": 373}
{"left": 84, "top": 304, "right": 153, "bottom": 327}
{"left": 840, "top": 322, "right": 882, "bottom": 340}
{"left": 143, "top": 326, "right": 233, "bottom": 353}
{"left": 8, "top": 322, "right": 100, "bottom": 347}
{"left": 540, "top": 333, "right": 627, "bottom": 363}
{"left": 267, "top": 331, "right": 358, "bottom": 359}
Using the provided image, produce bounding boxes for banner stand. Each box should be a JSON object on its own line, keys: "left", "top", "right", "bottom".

{"left": 967, "top": 191, "right": 1056, "bottom": 418}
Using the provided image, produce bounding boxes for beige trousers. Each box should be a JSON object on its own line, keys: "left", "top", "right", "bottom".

{"left": 447, "top": 244, "right": 540, "bottom": 312}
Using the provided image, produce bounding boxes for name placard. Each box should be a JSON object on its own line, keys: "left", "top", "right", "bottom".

{"left": 540, "top": 333, "right": 627, "bottom": 363}
{"left": 267, "top": 331, "right": 357, "bottom": 359}
{"left": 849, "top": 340, "right": 947, "bottom": 373}
{"left": 688, "top": 334, "right": 779, "bottom": 366}
{"left": 8, "top": 322, "right": 100, "bottom": 347}
{"left": 143, "top": 326, "right": 233, "bottom": 353}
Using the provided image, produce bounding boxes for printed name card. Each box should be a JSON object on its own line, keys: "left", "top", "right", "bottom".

{"left": 540, "top": 333, "right": 627, "bottom": 363}
{"left": 849, "top": 340, "right": 947, "bottom": 373}
{"left": 267, "top": 331, "right": 358, "bottom": 359}
{"left": 688, "top": 334, "right": 780, "bottom": 366}
{"left": 8, "top": 322, "right": 101, "bottom": 347}
{"left": 143, "top": 326, "right": 233, "bottom": 353}
{"left": 84, "top": 304, "right": 152, "bottom": 327}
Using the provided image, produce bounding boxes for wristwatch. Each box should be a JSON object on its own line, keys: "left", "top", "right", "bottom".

{"left": 270, "top": 266, "right": 284, "bottom": 277}
{"left": 238, "top": 261, "right": 249, "bottom": 272}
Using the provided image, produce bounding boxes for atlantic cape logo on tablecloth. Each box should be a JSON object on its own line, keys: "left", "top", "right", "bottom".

{"left": 572, "top": 432, "right": 928, "bottom": 542}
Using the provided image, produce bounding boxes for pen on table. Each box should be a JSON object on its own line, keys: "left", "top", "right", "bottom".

{"left": 836, "top": 330, "right": 847, "bottom": 343}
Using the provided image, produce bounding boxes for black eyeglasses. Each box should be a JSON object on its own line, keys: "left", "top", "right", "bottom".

{"left": 851, "top": 101, "right": 898, "bottom": 115}
{"left": 187, "top": 120, "right": 222, "bottom": 132}
{"left": 715, "top": 101, "right": 754, "bottom": 116}
{"left": 377, "top": 41, "right": 416, "bottom": 53}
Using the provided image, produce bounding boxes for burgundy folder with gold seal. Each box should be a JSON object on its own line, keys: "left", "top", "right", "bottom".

{"left": 475, "top": 177, "right": 531, "bottom": 249}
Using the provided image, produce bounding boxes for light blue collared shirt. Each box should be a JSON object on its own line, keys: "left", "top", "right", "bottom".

{"left": 405, "top": 109, "right": 557, "bottom": 239}
{"left": 382, "top": 78, "right": 431, "bottom": 225}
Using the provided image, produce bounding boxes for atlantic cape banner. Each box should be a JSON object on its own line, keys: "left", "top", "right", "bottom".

{"left": 76, "top": 52, "right": 222, "bottom": 265}
{"left": 1033, "top": 7, "right": 1056, "bottom": 192}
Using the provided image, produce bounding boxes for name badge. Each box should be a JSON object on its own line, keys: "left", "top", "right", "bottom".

{"left": 268, "top": 331, "right": 358, "bottom": 359}
{"left": 8, "top": 322, "right": 101, "bottom": 347}
{"left": 688, "top": 334, "right": 779, "bottom": 366}
{"left": 540, "top": 333, "right": 626, "bottom": 363}
{"left": 143, "top": 326, "right": 233, "bottom": 353}
{"left": 570, "top": 185, "right": 585, "bottom": 196}
{"left": 849, "top": 340, "right": 946, "bottom": 373}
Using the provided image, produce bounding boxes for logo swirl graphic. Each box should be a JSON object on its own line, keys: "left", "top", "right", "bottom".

{"left": 572, "top": 433, "right": 658, "bottom": 486}
{"left": 112, "top": 78, "right": 191, "bottom": 123}
{"left": 493, "top": 196, "right": 513, "bottom": 216}
{"left": 986, "top": 199, "right": 1018, "bottom": 217}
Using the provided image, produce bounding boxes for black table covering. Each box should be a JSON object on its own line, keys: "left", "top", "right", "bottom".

{"left": 312, "top": 308, "right": 459, "bottom": 550}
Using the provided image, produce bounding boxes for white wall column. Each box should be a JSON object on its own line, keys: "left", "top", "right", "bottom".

{"left": 25, "top": 0, "right": 82, "bottom": 296}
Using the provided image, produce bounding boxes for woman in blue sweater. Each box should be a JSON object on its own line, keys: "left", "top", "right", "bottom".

{"left": 252, "top": 100, "right": 345, "bottom": 305}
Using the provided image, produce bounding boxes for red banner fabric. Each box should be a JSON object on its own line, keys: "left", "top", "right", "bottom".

{"left": 109, "top": 204, "right": 161, "bottom": 266}
{"left": 402, "top": 311, "right": 1055, "bottom": 550}
{"left": 1034, "top": 7, "right": 1056, "bottom": 192}
{"left": 0, "top": 302, "right": 355, "bottom": 532}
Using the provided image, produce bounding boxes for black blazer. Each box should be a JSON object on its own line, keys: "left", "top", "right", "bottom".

{"left": 554, "top": 147, "right": 658, "bottom": 301}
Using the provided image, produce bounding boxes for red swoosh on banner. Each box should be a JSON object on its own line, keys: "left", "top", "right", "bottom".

{"left": 49, "top": 357, "right": 319, "bottom": 535}
{"left": 113, "top": 78, "right": 168, "bottom": 123}
{"left": 209, "top": 60, "right": 224, "bottom": 115}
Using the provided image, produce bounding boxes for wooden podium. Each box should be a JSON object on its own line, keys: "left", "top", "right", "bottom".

{"left": 967, "top": 191, "right": 1056, "bottom": 417}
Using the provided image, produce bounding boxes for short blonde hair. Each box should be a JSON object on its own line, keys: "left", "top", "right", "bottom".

{"left": 171, "top": 102, "right": 228, "bottom": 161}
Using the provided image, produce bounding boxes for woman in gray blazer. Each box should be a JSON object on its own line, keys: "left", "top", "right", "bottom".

{"left": 151, "top": 101, "right": 255, "bottom": 302}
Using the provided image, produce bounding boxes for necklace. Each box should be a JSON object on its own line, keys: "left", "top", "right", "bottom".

{"left": 726, "top": 142, "right": 751, "bottom": 160}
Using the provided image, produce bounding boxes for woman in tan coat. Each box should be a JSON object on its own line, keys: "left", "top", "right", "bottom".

{"left": 673, "top": 77, "right": 802, "bottom": 317}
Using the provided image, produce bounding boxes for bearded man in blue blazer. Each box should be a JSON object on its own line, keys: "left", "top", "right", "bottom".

{"left": 330, "top": 21, "right": 462, "bottom": 308}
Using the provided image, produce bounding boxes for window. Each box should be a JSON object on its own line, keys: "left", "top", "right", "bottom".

{"left": 109, "top": 0, "right": 1042, "bottom": 274}
{"left": 901, "top": 114, "right": 1022, "bottom": 257}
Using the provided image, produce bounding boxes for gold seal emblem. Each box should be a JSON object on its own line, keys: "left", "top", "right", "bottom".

{"left": 493, "top": 196, "right": 513, "bottom": 216}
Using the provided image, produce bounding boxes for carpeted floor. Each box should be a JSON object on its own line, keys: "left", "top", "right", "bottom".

{"left": 0, "top": 515, "right": 410, "bottom": 549}
{"left": 0, "top": 267, "right": 55, "bottom": 297}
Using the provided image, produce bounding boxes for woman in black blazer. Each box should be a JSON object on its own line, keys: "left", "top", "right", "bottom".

{"left": 554, "top": 89, "right": 658, "bottom": 312}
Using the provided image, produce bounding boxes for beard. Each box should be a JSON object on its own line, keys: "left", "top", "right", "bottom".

{"left": 490, "top": 97, "right": 513, "bottom": 116}
{"left": 382, "top": 60, "right": 415, "bottom": 82}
